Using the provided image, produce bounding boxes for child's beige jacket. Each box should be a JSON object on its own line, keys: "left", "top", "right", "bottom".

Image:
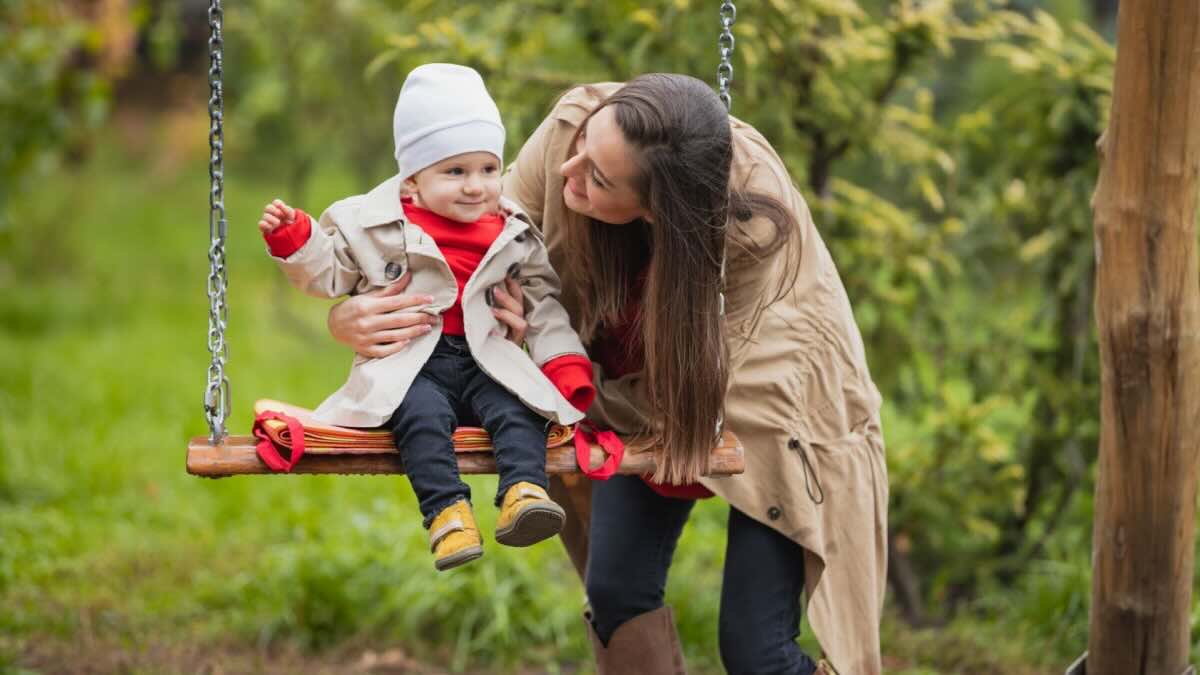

{"left": 272, "top": 174, "right": 588, "bottom": 428}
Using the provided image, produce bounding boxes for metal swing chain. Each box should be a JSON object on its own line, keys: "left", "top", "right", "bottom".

{"left": 717, "top": 0, "right": 737, "bottom": 111}
{"left": 204, "top": 0, "right": 231, "bottom": 443}
{"left": 715, "top": 0, "right": 736, "bottom": 439}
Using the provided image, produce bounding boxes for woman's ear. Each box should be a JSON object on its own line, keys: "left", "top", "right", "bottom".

{"left": 402, "top": 175, "right": 418, "bottom": 195}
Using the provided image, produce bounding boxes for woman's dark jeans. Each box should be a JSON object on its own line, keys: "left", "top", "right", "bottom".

{"left": 387, "top": 334, "right": 549, "bottom": 527}
{"left": 586, "top": 474, "right": 818, "bottom": 675}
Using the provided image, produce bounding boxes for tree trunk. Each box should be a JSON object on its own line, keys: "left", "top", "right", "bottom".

{"left": 1088, "top": 0, "right": 1200, "bottom": 673}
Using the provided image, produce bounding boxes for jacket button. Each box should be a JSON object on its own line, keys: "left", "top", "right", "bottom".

{"left": 484, "top": 286, "right": 495, "bottom": 307}
{"left": 788, "top": 438, "right": 801, "bottom": 450}
{"left": 507, "top": 262, "right": 521, "bottom": 279}
{"left": 384, "top": 262, "right": 402, "bottom": 280}
{"left": 767, "top": 506, "right": 782, "bottom": 521}
{"left": 514, "top": 232, "right": 527, "bottom": 243}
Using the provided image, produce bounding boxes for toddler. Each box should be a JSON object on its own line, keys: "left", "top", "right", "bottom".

{"left": 257, "top": 64, "right": 594, "bottom": 571}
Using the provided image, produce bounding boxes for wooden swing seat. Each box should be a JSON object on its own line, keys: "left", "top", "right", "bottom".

{"left": 187, "top": 399, "right": 745, "bottom": 478}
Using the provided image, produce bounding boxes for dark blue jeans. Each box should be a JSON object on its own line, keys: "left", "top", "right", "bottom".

{"left": 387, "top": 334, "right": 549, "bottom": 527}
{"left": 586, "top": 474, "right": 817, "bottom": 675}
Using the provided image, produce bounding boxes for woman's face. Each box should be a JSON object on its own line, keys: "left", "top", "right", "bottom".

{"left": 559, "top": 105, "right": 653, "bottom": 225}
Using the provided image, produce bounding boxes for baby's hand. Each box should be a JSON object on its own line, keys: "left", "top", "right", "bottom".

{"left": 258, "top": 198, "right": 297, "bottom": 234}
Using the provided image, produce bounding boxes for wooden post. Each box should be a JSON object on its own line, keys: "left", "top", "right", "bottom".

{"left": 1088, "top": 0, "right": 1200, "bottom": 672}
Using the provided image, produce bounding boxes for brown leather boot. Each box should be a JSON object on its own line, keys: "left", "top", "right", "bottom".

{"left": 584, "top": 606, "right": 687, "bottom": 675}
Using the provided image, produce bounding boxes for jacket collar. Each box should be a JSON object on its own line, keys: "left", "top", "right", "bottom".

{"left": 358, "top": 175, "right": 408, "bottom": 228}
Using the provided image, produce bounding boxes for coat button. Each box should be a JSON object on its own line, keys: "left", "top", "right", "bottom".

{"left": 514, "top": 232, "right": 527, "bottom": 243}
{"left": 767, "top": 506, "right": 782, "bottom": 521}
{"left": 788, "top": 438, "right": 801, "bottom": 450}
{"left": 484, "top": 285, "right": 496, "bottom": 307}
{"left": 507, "top": 262, "right": 521, "bottom": 279}
{"left": 384, "top": 262, "right": 402, "bottom": 280}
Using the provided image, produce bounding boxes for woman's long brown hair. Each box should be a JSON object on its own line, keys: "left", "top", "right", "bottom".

{"left": 565, "top": 74, "right": 800, "bottom": 484}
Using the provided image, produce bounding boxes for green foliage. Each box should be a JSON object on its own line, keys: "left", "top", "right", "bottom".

{"left": 0, "top": 1, "right": 113, "bottom": 230}
{"left": 881, "top": 11, "right": 1114, "bottom": 604}
{"left": 223, "top": 1, "right": 407, "bottom": 199}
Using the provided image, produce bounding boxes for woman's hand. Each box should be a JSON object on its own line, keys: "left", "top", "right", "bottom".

{"left": 327, "top": 271, "right": 438, "bottom": 358}
{"left": 492, "top": 276, "right": 527, "bottom": 346}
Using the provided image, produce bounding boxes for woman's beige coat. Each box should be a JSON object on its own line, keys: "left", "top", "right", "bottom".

{"left": 503, "top": 85, "right": 889, "bottom": 674}
{"left": 272, "top": 175, "right": 588, "bottom": 428}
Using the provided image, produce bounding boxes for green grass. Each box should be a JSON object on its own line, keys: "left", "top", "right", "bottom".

{"left": 0, "top": 134, "right": 1065, "bottom": 674}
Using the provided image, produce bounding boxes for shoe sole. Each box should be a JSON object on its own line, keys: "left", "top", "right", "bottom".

{"left": 435, "top": 545, "right": 484, "bottom": 571}
{"left": 495, "top": 503, "right": 566, "bottom": 547}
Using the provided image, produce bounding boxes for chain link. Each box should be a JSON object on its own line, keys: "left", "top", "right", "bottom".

{"left": 717, "top": 1, "right": 737, "bottom": 110}
{"left": 204, "top": 0, "right": 231, "bottom": 443}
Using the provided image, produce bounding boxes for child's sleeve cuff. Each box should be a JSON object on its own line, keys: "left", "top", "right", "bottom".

{"left": 263, "top": 209, "right": 313, "bottom": 258}
{"left": 541, "top": 355, "right": 596, "bottom": 413}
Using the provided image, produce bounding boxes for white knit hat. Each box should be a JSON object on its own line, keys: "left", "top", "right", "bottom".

{"left": 393, "top": 63, "right": 505, "bottom": 180}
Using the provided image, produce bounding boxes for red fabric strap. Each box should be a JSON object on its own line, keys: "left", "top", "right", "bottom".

{"left": 253, "top": 411, "right": 306, "bottom": 472}
{"left": 573, "top": 420, "right": 624, "bottom": 480}
{"left": 263, "top": 209, "right": 313, "bottom": 258}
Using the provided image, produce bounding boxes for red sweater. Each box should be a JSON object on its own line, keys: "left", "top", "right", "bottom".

{"left": 591, "top": 270, "right": 714, "bottom": 500}
{"left": 263, "top": 204, "right": 595, "bottom": 413}
{"left": 401, "top": 199, "right": 501, "bottom": 336}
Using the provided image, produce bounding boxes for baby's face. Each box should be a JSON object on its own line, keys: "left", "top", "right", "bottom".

{"left": 406, "top": 152, "right": 502, "bottom": 223}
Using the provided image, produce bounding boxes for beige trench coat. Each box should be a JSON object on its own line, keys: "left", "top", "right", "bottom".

{"left": 272, "top": 174, "right": 588, "bottom": 428}
{"left": 502, "top": 84, "right": 889, "bottom": 674}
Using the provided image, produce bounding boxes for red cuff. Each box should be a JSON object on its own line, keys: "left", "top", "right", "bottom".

{"left": 542, "top": 355, "right": 596, "bottom": 412}
{"left": 263, "top": 209, "right": 313, "bottom": 258}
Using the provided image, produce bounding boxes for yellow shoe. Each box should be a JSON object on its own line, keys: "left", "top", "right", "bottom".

{"left": 428, "top": 500, "right": 483, "bottom": 571}
{"left": 495, "top": 481, "right": 565, "bottom": 547}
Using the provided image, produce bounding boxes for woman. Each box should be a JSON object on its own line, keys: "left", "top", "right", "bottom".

{"left": 328, "top": 74, "right": 888, "bottom": 675}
